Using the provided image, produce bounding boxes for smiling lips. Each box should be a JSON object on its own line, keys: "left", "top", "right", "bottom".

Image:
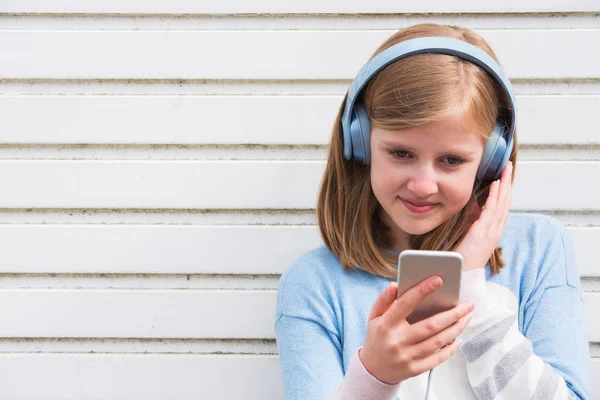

{"left": 400, "top": 197, "right": 440, "bottom": 214}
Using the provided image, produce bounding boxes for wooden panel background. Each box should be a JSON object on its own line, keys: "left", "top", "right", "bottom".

{"left": 0, "top": 1, "right": 599, "bottom": 398}
{"left": 2, "top": 0, "right": 599, "bottom": 14}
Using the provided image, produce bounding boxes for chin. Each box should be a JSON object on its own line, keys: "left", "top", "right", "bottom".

{"left": 394, "top": 211, "right": 449, "bottom": 236}
{"left": 398, "top": 222, "right": 439, "bottom": 236}
{"left": 381, "top": 205, "right": 456, "bottom": 238}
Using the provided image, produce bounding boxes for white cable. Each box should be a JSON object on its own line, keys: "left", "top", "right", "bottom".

{"left": 424, "top": 368, "right": 434, "bottom": 400}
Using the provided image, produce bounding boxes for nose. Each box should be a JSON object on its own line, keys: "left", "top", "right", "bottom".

{"left": 406, "top": 164, "right": 439, "bottom": 197}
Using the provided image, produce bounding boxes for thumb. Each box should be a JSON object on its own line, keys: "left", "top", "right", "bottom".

{"left": 369, "top": 282, "right": 397, "bottom": 321}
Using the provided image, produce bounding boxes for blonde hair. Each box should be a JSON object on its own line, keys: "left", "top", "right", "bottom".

{"left": 317, "top": 23, "right": 518, "bottom": 279}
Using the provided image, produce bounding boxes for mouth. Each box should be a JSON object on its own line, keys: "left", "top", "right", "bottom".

{"left": 399, "top": 197, "right": 440, "bottom": 214}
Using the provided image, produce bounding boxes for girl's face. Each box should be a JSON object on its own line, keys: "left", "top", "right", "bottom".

{"left": 370, "top": 109, "right": 486, "bottom": 250}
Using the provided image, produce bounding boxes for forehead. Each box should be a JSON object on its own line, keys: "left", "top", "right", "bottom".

{"left": 372, "top": 109, "right": 486, "bottom": 150}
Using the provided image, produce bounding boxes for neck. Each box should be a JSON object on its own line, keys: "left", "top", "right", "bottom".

{"left": 378, "top": 208, "right": 411, "bottom": 254}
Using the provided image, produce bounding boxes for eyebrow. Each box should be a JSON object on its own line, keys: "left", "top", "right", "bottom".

{"left": 379, "top": 140, "right": 479, "bottom": 158}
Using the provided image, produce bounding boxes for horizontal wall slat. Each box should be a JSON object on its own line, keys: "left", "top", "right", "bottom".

{"left": 0, "top": 225, "right": 323, "bottom": 274}
{"left": 2, "top": 0, "right": 598, "bottom": 14}
{"left": 584, "top": 293, "right": 600, "bottom": 342}
{"left": 0, "top": 160, "right": 598, "bottom": 210}
{"left": 518, "top": 96, "right": 600, "bottom": 145}
{"left": 1, "top": 30, "right": 598, "bottom": 80}
{"left": 570, "top": 228, "right": 600, "bottom": 277}
{"left": 0, "top": 160, "right": 324, "bottom": 209}
{"left": 0, "top": 290, "right": 275, "bottom": 338}
{"left": 0, "top": 95, "right": 597, "bottom": 145}
{"left": 0, "top": 225, "right": 597, "bottom": 277}
{"left": 0, "top": 354, "right": 282, "bottom": 400}
{"left": 0, "top": 354, "right": 595, "bottom": 400}
{"left": 0, "top": 291, "right": 598, "bottom": 341}
{"left": 0, "top": 95, "right": 337, "bottom": 145}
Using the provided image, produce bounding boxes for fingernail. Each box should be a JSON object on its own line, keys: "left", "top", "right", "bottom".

{"left": 457, "top": 339, "right": 463, "bottom": 347}
{"left": 430, "top": 277, "right": 442, "bottom": 289}
{"left": 464, "top": 303, "right": 475, "bottom": 313}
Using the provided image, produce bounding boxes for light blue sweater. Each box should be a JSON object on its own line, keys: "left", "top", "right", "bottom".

{"left": 275, "top": 213, "right": 593, "bottom": 399}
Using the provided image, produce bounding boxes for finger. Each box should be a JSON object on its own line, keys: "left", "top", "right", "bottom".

{"left": 369, "top": 282, "right": 397, "bottom": 321}
{"left": 501, "top": 162, "right": 513, "bottom": 227}
{"left": 385, "top": 276, "right": 442, "bottom": 326}
{"left": 479, "top": 179, "right": 500, "bottom": 226}
{"left": 405, "top": 302, "right": 474, "bottom": 344}
{"left": 410, "top": 337, "right": 462, "bottom": 374}
{"left": 491, "top": 162, "right": 512, "bottom": 235}
{"left": 408, "top": 313, "right": 472, "bottom": 359}
{"left": 502, "top": 184, "right": 512, "bottom": 227}
{"left": 495, "top": 161, "right": 513, "bottom": 224}
{"left": 489, "top": 179, "right": 501, "bottom": 213}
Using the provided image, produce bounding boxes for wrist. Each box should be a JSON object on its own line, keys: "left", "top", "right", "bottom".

{"left": 338, "top": 348, "right": 401, "bottom": 400}
{"left": 358, "top": 348, "right": 401, "bottom": 386}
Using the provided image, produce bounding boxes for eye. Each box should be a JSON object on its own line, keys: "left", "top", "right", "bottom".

{"left": 442, "top": 156, "right": 464, "bottom": 166}
{"left": 391, "top": 150, "right": 411, "bottom": 159}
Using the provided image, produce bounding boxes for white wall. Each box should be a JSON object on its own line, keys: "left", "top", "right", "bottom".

{"left": 0, "top": 2, "right": 599, "bottom": 398}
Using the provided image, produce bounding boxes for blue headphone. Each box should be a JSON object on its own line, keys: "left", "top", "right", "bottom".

{"left": 341, "top": 36, "right": 516, "bottom": 182}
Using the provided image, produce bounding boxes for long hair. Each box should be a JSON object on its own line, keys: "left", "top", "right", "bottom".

{"left": 317, "top": 23, "right": 518, "bottom": 279}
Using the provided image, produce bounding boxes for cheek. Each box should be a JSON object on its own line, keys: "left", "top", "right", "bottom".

{"left": 443, "top": 170, "right": 477, "bottom": 205}
{"left": 370, "top": 159, "right": 399, "bottom": 198}
{"left": 370, "top": 165, "right": 385, "bottom": 201}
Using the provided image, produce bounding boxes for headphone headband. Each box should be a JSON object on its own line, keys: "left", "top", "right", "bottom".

{"left": 341, "top": 36, "right": 516, "bottom": 180}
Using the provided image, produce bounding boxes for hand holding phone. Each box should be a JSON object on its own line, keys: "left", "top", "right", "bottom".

{"left": 359, "top": 251, "right": 473, "bottom": 385}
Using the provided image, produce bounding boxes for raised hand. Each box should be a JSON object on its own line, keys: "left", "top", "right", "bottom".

{"left": 455, "top": 161, "right": 513, "bottom": 271}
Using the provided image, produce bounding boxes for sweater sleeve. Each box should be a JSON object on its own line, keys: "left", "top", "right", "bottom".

{"left": 275, "top": 249, "right": 404, "bottom": 400}
{"left": 274, "top": 253, "right": 349, "bottom": 399}
{"left": 275, "top": 314, "right": 344, "bottom": 399}
{"left": 331, "top": 349, "right": 402, "bottom": 400}
{"left": 276, "top": 315, "right": 402, "bottom": 400}
{"left": 457, "top": 268, "right": 592, "bottom": 400}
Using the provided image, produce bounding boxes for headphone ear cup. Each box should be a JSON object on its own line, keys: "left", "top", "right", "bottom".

{"left": 477, "top": 122, "right": 508, "bottom": 182}
{"left": 349, "top": 102, "right": 372, "bottom": 165}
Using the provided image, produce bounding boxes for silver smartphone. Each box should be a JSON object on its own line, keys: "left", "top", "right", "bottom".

{"left": 396, "top": 249, "right": 463, "bottom": 324}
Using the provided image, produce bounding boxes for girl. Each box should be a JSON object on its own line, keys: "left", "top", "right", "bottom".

{"left": 275, "top": 23, "right": 592, "bottom": 399}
